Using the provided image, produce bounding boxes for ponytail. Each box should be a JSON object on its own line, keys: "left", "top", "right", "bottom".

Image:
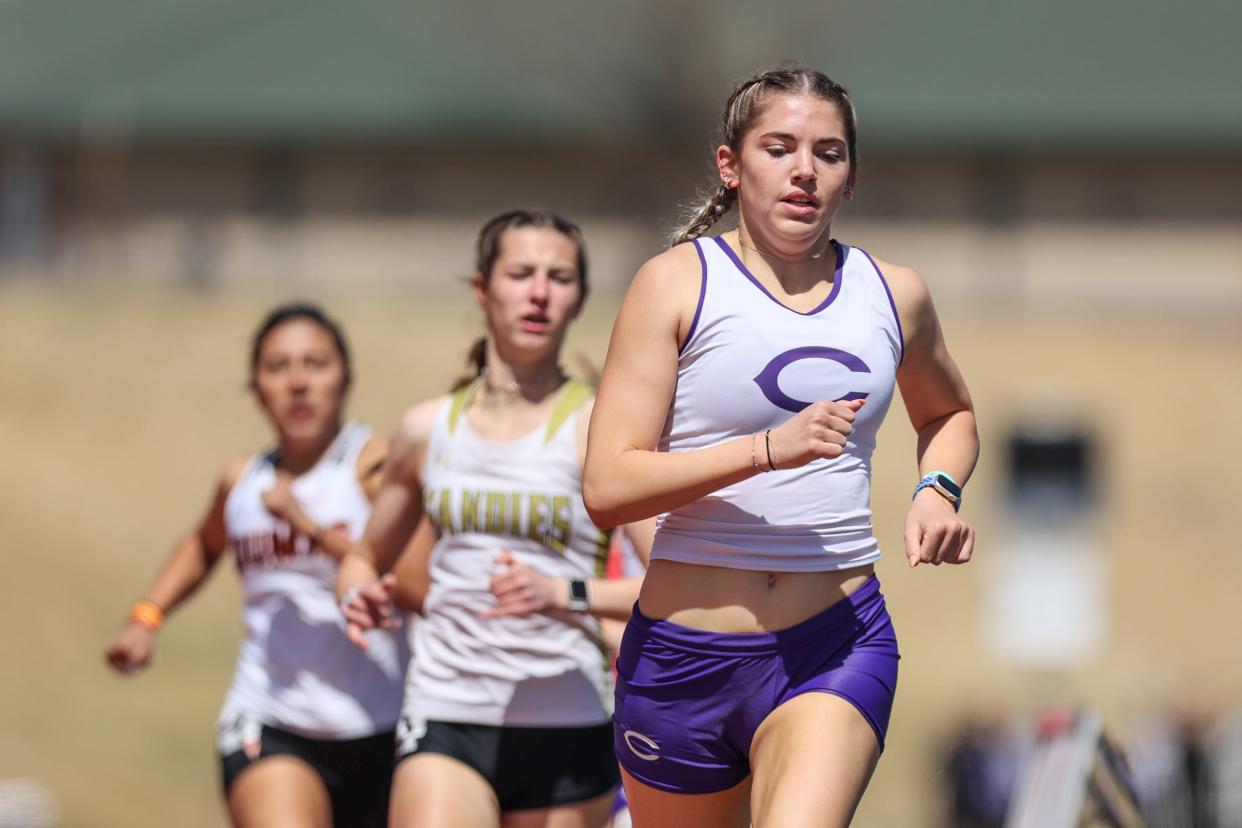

{"left": 450, "top": 336, "right": 487, "bottom": 391}
{"left": 668, "top": 183, "right": 738, "bottom": 248}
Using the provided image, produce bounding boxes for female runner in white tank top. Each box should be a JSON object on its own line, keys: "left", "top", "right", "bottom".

{"left": 583, "top": 65, "right": 980, "bottom": 828}
{"left": 105, "top": 304, "right": 420, "bottom": 828}
{"left": 337, "top": 209, "right": 653, "bottom": 828}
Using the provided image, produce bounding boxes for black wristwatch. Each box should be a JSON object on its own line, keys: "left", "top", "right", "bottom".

{"left": 567, "top": 578, "right": 591, "bottom": 612}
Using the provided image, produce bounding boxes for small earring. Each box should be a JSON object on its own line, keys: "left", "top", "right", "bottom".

{"left": 844, "top": 189, "right": 853, "bottom": 200}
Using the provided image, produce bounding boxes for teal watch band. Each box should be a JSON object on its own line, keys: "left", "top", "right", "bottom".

{"left": 914, "top": 471, "right": 962, "bottom": 512}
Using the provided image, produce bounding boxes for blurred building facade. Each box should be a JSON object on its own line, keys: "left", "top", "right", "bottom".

{"left": 1, "top": 0, "right": 1239, "bottom": 319}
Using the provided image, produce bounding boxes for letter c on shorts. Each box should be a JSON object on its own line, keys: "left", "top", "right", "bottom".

{"left": 622, "top": 730, "right": 661, "bottom": 762}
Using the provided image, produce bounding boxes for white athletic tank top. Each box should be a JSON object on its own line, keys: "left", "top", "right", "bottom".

{"left": 651, "top": 236, "right": 904, "bottom": 572}
{"left": 218, "top": 422, "right": 410, "bottom": 742}
{"left": 405, "top": 380, "right": 612, "bottom": 728}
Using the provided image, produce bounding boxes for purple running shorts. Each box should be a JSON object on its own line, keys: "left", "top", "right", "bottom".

{"left": 613, "top": 574, "right": 899, "bottom": 794}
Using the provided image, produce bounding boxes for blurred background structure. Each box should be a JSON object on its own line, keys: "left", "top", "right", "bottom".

{"left": 1, "top": 1, "right": 1239, "bottom": 825}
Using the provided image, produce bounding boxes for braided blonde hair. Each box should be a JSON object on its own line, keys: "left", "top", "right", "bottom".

{"left": 668, "top": 64, "right": 859, "bottom": 248}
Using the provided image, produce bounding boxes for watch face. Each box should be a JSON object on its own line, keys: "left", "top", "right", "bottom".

{"left": 934, "top": 474, "right": 962, "bottom": 498}
{"left": 569, "top": 579, "right": 589, "bottom": 603}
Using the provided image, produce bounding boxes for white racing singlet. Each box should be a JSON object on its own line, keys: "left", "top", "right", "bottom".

{"left": 217, "top": 422, "right": 409, "bottom": 749}
{"left": 651, "top": 236, "right": 904, "bottom": 572}
{"left": 403, "top": 380, "right": 612, "bottom": 732}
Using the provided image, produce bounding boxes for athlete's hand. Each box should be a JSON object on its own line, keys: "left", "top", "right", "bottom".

{"left": 104, "top": 622, "right": 157, "bottom": 676}
{"left": 339, "top": 573, "right": 402, "bottom": 650}
{"left": 766, "top": 399, "right": 865, "bottom": 470}
{"left": 483, "top": 550, "right": 561, "bottom": 618}
{"left": 904, "top": 488, "right": 975, "bottom": 568}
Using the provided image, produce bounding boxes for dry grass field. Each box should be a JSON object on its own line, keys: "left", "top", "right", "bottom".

{"left": 1, "top": 283, "right": 1239, "bottom": 827}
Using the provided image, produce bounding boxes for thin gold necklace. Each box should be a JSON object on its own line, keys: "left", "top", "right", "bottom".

{"left": 738, "top": 234, "right": 832, "bottom": 263}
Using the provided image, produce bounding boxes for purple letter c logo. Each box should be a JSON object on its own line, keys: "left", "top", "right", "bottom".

{"left": 753, "top": 346, "right": 870, "bottom": 413}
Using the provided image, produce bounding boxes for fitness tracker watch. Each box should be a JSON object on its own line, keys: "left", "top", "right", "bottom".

{"left": 567, "top": 578, "right": 591, "bottom": 612}
{"left": 913, "top": 471, "right": 962, "bottom": 512}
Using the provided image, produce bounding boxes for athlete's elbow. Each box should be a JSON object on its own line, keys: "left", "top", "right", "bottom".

{"left": 583, "top": 475, "right": 624, "bottom": 531}
{"left": 582, "top": 492, "right": 615, "bottom": 531}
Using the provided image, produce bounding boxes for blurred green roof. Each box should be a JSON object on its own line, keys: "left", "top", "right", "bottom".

{"left": 1, "top": 0, "right": 1239, "bottom": 151}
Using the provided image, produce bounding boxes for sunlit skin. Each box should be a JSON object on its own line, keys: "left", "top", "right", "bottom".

{"left": 582, "top": 86, "right": 978, "bottom": 827}
{"left": 717, "top": 93, "right": 856, "bottom": 269}
{"left": 252, "top": 319, "right": 348, "bottom": 472}
{"left": 472, "top": 225, "right": 585, "bottom": 391}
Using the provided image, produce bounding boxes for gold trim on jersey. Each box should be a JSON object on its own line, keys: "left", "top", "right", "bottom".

{"left": 447, "top": 381, "right": 475, "bottom": 434}
{"left": 445, "top": 377, "right": 591, "bottom": 444}
{"left": 592, "top": 529, "right": 609, "bottom": 577}
{"left": 544, "top": 379, "right": 592, "bottom": 443}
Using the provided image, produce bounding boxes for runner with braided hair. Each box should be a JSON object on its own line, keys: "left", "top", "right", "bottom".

{"left": 584, "top": 64, "right": 979, "bottom": 827}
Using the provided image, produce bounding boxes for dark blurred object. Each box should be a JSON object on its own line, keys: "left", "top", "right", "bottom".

{"left": 942, "top": 716, "right": 1022, "bottom": 828}
{"left": 1005, "top": 424, "right": 1096, "bottom": 516}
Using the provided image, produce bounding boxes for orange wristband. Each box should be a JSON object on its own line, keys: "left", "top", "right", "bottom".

{"left": 129, "top": 600, "right": 165, "bottom": 631}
